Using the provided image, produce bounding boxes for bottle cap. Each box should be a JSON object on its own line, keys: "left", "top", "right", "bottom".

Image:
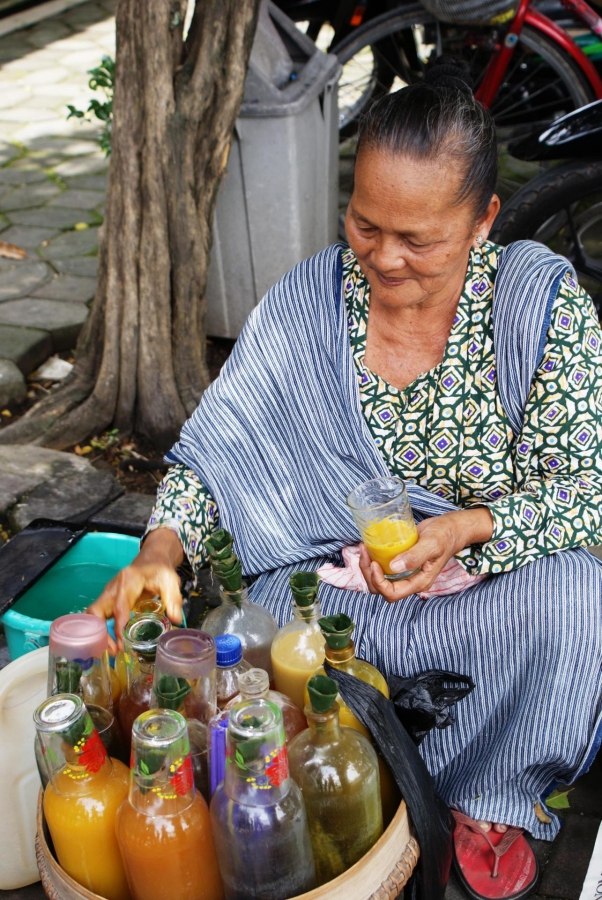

{"left": 289, "top": 571, "right": 319, "bottom": 608}
{"left": 49, "top": 614, "right": 108, "bottom": 661}
{"left": 215, "top": 634, "right": 243, "bottom": 667}
{"left": 237, "top": 667, "right": 269, "bottom": 698}
{"left": 318, "top": 614, "right": 355, "bottom": 650}
{"left": 307, "top": 674, "right": 338, "bottom": 713}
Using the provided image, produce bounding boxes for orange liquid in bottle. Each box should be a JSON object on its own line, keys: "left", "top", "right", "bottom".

{"left": 117, "top": 793, "right": 223, "bottom": 900}
{"left": 363, "top": 517, "right": 418, "bottom": 575}
{"left": 44, "top": 759, "right": 131, "bottom": 900}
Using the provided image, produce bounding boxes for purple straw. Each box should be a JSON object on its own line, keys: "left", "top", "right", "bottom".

{"left": 210, "top": 712, "right": 229, "bottom": 796}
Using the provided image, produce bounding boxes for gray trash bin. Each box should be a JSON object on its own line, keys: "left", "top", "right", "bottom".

{"left": 206, "top": 1, "right": 341, "bottom": 338}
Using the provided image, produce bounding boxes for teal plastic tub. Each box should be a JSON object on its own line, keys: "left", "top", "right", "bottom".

{"left": 0, "top": 532, "right": 139, "bottom": 660}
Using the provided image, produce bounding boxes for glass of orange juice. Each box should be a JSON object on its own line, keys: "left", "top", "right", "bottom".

{"left": 347, "top": 476, "right": 419, "bottom": 580}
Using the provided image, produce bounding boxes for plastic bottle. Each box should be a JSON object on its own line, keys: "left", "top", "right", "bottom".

{"left": 203, "top": 530, "right": 278, "bottom": 679}
{"left": 34, "top": 693, "right": 130, "bottom": 900}
{"left": 288, "top": 675, "right": 383, "bottom": 886}
{"left": 215, "top": 634, "right": 251, "bottom": 709}
{"left": 116, "top": 709, "right": 224, "bottom": 900}
{"left": 115, "top": 597, "right": 165, "bottom": 692}
{"left": 151, "top": 629, "right": 217, "bottom": 801}
{"left": 304, "top": 613, "right": 399, "bottom": 827}
{"left": 118, "top": 613, "right": 171, "bottom": 747}
{"left": 0, "top": 646, "right": 48, "bottom": 889}
{"left": 210, "top": 698, "right": 316, "bottom": 899}
{"left": 226, "top": 668, "right": 306, "bottom": 743}
{"left": 270, "top": 572, "right": 326, "bottom": 711}
{"left": 40, "top": 614, "right": 127, "bottom": 774}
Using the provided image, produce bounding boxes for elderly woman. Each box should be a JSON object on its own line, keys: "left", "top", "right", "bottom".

{"left": 91, "top": 60, "right": 602, "bottom": 899}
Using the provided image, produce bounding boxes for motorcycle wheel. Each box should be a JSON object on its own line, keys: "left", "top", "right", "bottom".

{"left": 491, "top": 160, "right": 602, "bottom": 315}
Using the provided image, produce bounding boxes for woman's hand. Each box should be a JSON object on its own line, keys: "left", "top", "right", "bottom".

{"left": 86, "top": 528, "right": 185, "bottom": 652}
{"left": 358, "top": 508, "right": 493, "bottom": 602}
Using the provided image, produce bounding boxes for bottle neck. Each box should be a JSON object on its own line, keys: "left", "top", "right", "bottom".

{"left": 240, "top": 684, "right": 269, "bottom": 701}
{"left": 324, "top": 641, "right": 356, "bottom": 668}
{"left": 305, "top": 705, "right": 342, "bottom": 743}
{"left": 224, "top": 700, "right": 290, "bottom": 807}
{"left": 130, "top": 709, "right": 195, "bottom": 816}
{"left": 292, "top": 599, "right": 321, "bottom": 624}
{"left": 219, "top": 584, "right": 249, "bottom": 609}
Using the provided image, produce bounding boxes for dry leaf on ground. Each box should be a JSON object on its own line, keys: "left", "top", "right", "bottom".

{"left": 0, "top": 241, "right": 27, "bottom": 260}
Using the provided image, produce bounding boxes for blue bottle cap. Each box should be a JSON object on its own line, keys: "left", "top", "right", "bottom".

{"left": 215, "top": 634, "right": 243, "bottom": 667}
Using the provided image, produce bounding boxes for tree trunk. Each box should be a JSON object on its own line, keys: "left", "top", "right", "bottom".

{"left": 0, "top": 0, "right": 261, "bottom": 451}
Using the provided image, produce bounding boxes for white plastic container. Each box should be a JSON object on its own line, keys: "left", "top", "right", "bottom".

{"left": 0, "top": 645, "right": 49, "bottom": 888}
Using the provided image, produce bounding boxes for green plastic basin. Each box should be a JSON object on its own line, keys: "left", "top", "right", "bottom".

{"left": 0, "top": 532, "right": 139, "bottom": 660}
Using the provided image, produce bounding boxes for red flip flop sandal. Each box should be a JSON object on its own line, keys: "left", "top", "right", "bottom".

{"left": 452, "top": 810, "right": 539, "bottom": 900}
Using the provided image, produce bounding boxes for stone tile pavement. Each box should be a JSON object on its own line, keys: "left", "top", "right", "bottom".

{"left": 0, "top": 0, "right": 115, "bottom": 406}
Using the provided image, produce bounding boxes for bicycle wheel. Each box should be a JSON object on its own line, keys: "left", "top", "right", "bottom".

{"left": 491, "top": 160, "right": 602, "bottom": 314}
{"left": 333, "top": 4, "right": 594, "bottom": 196}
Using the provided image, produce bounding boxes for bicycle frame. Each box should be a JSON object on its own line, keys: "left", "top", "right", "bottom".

{"left": 475, "top": 0, "right": 602, "bottom": 109}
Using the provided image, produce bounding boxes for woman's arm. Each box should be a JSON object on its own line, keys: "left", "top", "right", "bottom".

{"left": 87, "top": 465, "right": 219, "bottom": 649}
{"left": 470, "top": 277, "right": 602, "bottom": 575}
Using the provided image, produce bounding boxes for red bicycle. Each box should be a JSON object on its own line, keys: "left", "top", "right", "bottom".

{"left": 333, "top": 0, "right": 602, "bottom": 195}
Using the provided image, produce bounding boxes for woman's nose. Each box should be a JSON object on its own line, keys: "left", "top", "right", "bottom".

{"left": 370, "top": 238, "right": 408, "bottom": 275}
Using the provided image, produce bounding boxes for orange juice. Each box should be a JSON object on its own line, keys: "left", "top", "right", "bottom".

{"left": 362, "top": 516, "right": 418, "bottom": 575}
{"left": 272, "top": 627, "right": 326, "bottom": 711}
{"left": 117, "top": 793, "right": 223, "bottom": 900}
{"left": 44, "top": 760, "right": 131, "bottom": 900}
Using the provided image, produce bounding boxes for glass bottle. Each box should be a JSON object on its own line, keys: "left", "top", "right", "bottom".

{"left": 116, "top": 709, "right": 224, "bottom": 900}
{"left": 270, "top": 572, "right": 326, "bottom": 711}
{"left": 118, "top": 613, "right": 171, "bottom": 748}
{"left": 215, "top": 635, "right": 252, "bottom": 709}
{"left": 304, "top": 613, "right": 400, "bottom": 826}
{"left": 151, "top": 629, "right": 217, "bottom": 801}
{"left": 210, "top": 699, "right": 316, "bottom": 900}
{"left": 115, "top": 597, "right": 165, "bottom": 692}
{"left": 34, "top": 693, "right": 130, "bottom": 900}
{"left": 288, "top": 675, "right": 384, "bottom": 886}
{"left": 36, "top": 614, "right": 127, "bottom": 786}
{"left": 203, "top": 530, "right": 278, "bottom": 679}
{"left": 226, "top": 668, "right": 306, "bottom": 744}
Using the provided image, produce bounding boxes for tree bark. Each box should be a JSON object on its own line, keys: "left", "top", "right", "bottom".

{"left": 0, "top": 0, "right": 261, "bottom": 451}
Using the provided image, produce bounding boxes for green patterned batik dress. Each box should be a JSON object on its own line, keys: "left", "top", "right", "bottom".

{"left": 148, "top": 241, "right": 602, "bottom": 578}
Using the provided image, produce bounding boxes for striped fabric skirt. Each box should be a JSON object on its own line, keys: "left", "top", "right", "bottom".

{"left": 249, "top": 546, "right": 602, "bottom": 839}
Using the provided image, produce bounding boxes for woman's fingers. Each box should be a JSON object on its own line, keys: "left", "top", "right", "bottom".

{"left": 359, "top": 543, "right": 378, "bottom": 594}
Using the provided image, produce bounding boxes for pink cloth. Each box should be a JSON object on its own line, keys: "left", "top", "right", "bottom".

{"left": 318, "top": 545, "right": 487, "bottom": 598}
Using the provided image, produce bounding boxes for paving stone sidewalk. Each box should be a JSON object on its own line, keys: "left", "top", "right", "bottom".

{"left": 0, "top": 0, "right": 115, "bottom": 406}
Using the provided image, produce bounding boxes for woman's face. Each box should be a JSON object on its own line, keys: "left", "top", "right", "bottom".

{"left": 346, "top": 147, "right": 499, "bottom": 311}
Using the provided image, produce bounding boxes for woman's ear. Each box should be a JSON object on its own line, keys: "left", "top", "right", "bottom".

{"left": 474, "top": 194, "right": 501, "bottom": 247}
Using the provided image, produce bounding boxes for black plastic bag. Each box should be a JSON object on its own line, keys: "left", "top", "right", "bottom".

{"left": 389, "top": 669, "right": 475, "bottom": 745}
{"left": 325, "top": 663, "right": 453, "bottom": 900}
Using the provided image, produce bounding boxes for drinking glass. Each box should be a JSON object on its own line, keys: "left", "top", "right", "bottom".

{"left": 346, "top": 476, "right": 419, "bottom": 581}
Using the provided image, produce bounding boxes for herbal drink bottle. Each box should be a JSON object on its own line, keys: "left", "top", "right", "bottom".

{"left": 202, "top": 530, "right": 277, "bottom": 679}
{"left": 36, "top": 614, "right": 127, "bottom": 784}
{"left": 118, "top": 613, "right": 171, "bottom": 748}
{"left": 288, "top": 675, "right": 383, "bottom": 885}
{"left": 270, "top": 572, "right": 326, "bottom": 710}
{"left": 116, "top": 709, "right": 224, "bottom": 900}
{"left": 303, "top": 613, "right": 399, "bottom": 825}
{"left": 215, "top": 634, "right": 252, "bottom": 709}
{"left": 152, "top": 629, "right": 217, "bottom": 801}
{"left": 115, "top": 597, "right": 165, "bottom": 692}
{"left": 226, "top": 667, "right": 306, "bottom": 743}
{"left": 210, "top": 698, "right": 316, "bottom": 900}
{"left": 34, "top": 693, "right": 131, "bottom": 900}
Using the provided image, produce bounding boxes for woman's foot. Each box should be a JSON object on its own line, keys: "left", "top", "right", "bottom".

{"left": 452, "top": 810, "right": 538, "bottom": 900}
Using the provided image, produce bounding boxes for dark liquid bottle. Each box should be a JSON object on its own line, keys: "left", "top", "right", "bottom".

{"left": 118, "top": 614, "right": 171, "bottom": 748}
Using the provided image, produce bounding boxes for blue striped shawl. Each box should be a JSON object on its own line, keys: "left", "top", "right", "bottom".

{"left": 166, "top": 240, "right": 572, "bottom": 576}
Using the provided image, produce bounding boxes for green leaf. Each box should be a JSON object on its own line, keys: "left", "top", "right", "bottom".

{"left": 545, "top": 788, "right": 573, "bottom": 809}
{"left": 235, "top": 749, "right": 245, "bottom": 769}
{"left": 140, "top": 760, "right": 150, "bottom": 775}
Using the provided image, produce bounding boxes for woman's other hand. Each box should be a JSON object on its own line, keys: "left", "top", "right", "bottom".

{"left": 86, "top": 528, "right": 185, "bottom": 652}
{"left": 358, "top": 508, "right": 493, "bottom": 602}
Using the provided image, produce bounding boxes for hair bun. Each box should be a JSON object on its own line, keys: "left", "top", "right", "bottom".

{"left": 425, "top": 55, "right": 474, "bottom": 97}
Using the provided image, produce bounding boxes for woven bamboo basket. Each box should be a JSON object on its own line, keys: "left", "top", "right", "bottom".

{"left": 36, "top": 790, "right": 419, "bottom": 900}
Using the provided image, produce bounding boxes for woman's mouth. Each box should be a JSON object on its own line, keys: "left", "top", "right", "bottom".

{"left": 374, "top": 270, "right": 410, "bottom": 287}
